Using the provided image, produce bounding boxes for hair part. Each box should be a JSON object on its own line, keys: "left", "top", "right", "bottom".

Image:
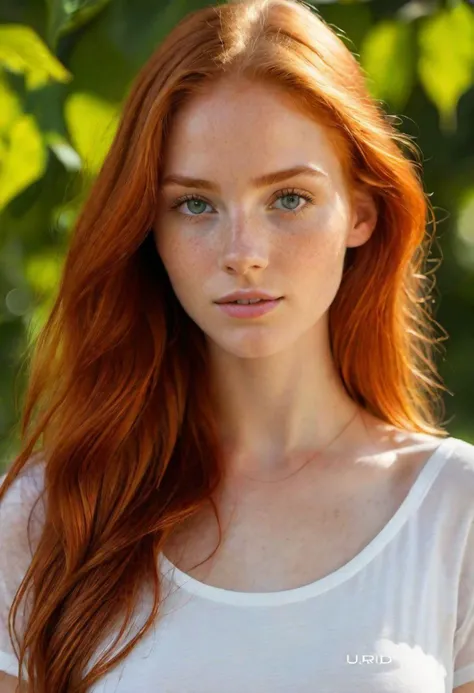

{"left": 1, "top": 0, "right": 448, "bottom": 689}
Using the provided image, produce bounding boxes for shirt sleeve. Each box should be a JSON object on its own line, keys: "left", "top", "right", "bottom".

{"left": 453, "top": 519, "right": 474, "bottom": 688}
{"left": 0, "top": 461, "right": 45, "bottom": 680}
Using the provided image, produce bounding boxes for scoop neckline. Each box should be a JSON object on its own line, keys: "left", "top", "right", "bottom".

{"left": 159, "top": 436, "right": 455, "bottom": 607}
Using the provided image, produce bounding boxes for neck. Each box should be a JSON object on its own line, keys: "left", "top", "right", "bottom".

{"left": 206, "top": 322, "right": 376, "bottom": 477}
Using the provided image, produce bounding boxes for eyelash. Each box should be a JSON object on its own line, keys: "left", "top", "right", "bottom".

{"left": 169, "top": 187, "right": 317, "bottom": 222}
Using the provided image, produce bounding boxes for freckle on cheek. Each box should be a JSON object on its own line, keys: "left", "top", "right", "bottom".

{"left": 189, "top": 238, "right": 204, "bottom": 252}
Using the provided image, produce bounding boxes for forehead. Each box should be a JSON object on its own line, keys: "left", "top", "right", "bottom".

{"left": 161, "top": 79, "right": 346, "bottom": 185}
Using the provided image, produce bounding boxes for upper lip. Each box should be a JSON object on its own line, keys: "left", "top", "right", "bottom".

{"left": 214, "top": 290, "right": 283, "bottom": 304}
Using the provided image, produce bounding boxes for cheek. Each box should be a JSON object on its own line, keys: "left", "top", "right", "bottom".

{"left": 153, "top": 226, "right": 211, "bottom": 292}
{"left": 282, "top": 207, "right": 348, "bottom": 270}
{"left": 154, "top": 199, "right": 348, "bottom": 286}
{"left": 278, "top": 210, "right": 348, "bottom": 309}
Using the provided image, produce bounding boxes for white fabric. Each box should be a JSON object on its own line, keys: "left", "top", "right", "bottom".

{"left": 1, "top": 435, "right": 474, "bottom": 691}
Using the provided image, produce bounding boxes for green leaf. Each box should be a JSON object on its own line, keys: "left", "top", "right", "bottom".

{"left": 67, "top": 17, "right": 134, "bottom": 102}
{"left": 45, "top": 132, "right": 82, "bottom": 171}
{"left": 46, "top": 0, "right": 114, "bottom": 47}
{"left": 456, "top": 188, "right": 474, "bottom": 271}
{"left": 0, "top": 68, "right": 22, "bottom": 133}
{"left": 64, "top": 92, "right": 119, "bottom": 176}
{"left": 0, "top": 24, "right": 71, "bottom": 89}
{"left": 25, "top": 250, "right": 64, "bottom": 295}
{"left": 24, "top": 81, "right": 70, "bottom": 141}
{"left": 0, "top": 114, "right": 47, "bottom": 212}
{"left": 418, "top": 3, "right": 474, "bottom": 133}
{"left": 360, "top": 19, "right": 416, "bottom": 111}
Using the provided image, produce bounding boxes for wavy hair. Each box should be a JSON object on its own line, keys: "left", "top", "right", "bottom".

{"left": 0, "top": 0, "right": 449, "bottom": 689}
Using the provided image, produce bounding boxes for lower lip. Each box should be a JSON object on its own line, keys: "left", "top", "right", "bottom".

{"left": 215, "top": 298, "right": 284, "bottom": 318}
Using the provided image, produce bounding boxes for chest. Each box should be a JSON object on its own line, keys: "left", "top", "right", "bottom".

{"left": 90, "top": 545, "right": 454, "bottom": 693}
{"left": 162, "top": 451, "right": 424, "bottom": 592}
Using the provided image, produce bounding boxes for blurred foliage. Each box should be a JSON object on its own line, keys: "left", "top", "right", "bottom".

{"left": 0, "top": 0, "right": 473, "bottom": 471}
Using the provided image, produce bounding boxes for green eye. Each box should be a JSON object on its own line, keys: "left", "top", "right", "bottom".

{"left": 170, "top": 187, "right": 317, "bottom": 220}
{"left": 170, "top": 194, "right": 211, "bottom": 216}
{"left": 184, "top": 199, "right": 208, "bottom": 215}
{"left": 275, "top": 194, "right": 303, "bottom": 211}
{"left": 270, "top": 187, "right": 317, "bottom": 214}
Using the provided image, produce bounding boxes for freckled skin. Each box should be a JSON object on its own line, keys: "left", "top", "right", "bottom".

{"left": 153, "top": 77, "right": 376, "bottom": 362}
{"left": 151, "top": 79, "right": 447, "bottom": 594}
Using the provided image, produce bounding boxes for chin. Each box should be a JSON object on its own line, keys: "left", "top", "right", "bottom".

{"left": 206, "top": 329, "right": 297, "bottom": 359}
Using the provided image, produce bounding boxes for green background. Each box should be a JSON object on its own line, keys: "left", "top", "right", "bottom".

{"left": 0, "top": 0, "right": 473, "bottom": 472}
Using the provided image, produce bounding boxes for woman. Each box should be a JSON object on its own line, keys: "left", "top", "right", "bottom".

{"left": 1, "top": 0, "right": 473, "bottom": 691}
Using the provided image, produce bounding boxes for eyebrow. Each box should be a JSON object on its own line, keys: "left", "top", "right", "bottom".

{"left": 160, "top": 164, "right": 328, "bottom": 191}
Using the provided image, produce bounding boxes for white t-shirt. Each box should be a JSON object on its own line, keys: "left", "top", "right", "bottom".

{"left": 2, "top": 435, "right": 474, "bottom": 692}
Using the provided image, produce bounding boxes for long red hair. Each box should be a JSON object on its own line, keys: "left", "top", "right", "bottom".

{"left": 0, "top": 0, "right": 448, "bottom": 689}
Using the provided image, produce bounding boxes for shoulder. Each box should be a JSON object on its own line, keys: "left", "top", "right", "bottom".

{"left": 438, "top": 436, "right": 474, "bottom": 501}
{"left": 0, "top": 455, "right": 46, "bottom": 560}
{"left": 0, "top": 458, "right": 46, "bottom": 680}
{"left": 426, "top": 436, "right": 474, "bottom": 556}
{"left": 0, "top": 453, "right": 46, "bottom": 510}
{"left": 444, "top": 435, "right": 474, "bottom": 465}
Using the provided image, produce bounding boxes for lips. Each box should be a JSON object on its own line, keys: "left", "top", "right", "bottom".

{"left": 226, "top": 299, "right": 269, "bottom": 304}
{"left": 215, "top": 297, "right": 283, "bottom": 318}
{"left": 215, "top": 296, "right": 282, "bottom": 304}
{"left": 214, "top": 290, "right": 282, "bottom": 304}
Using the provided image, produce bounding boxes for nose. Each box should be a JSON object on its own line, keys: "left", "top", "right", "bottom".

{"left": 217, "top": 219, "right": 269, "bottom": 275}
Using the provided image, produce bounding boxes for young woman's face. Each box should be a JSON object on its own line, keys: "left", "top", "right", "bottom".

{"left": 153, "top": 78, "right": 377, "bottom": 358}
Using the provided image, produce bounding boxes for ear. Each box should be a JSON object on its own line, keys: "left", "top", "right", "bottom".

{"left": 346, "top": 187, "right": 378, "bottom": 248}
